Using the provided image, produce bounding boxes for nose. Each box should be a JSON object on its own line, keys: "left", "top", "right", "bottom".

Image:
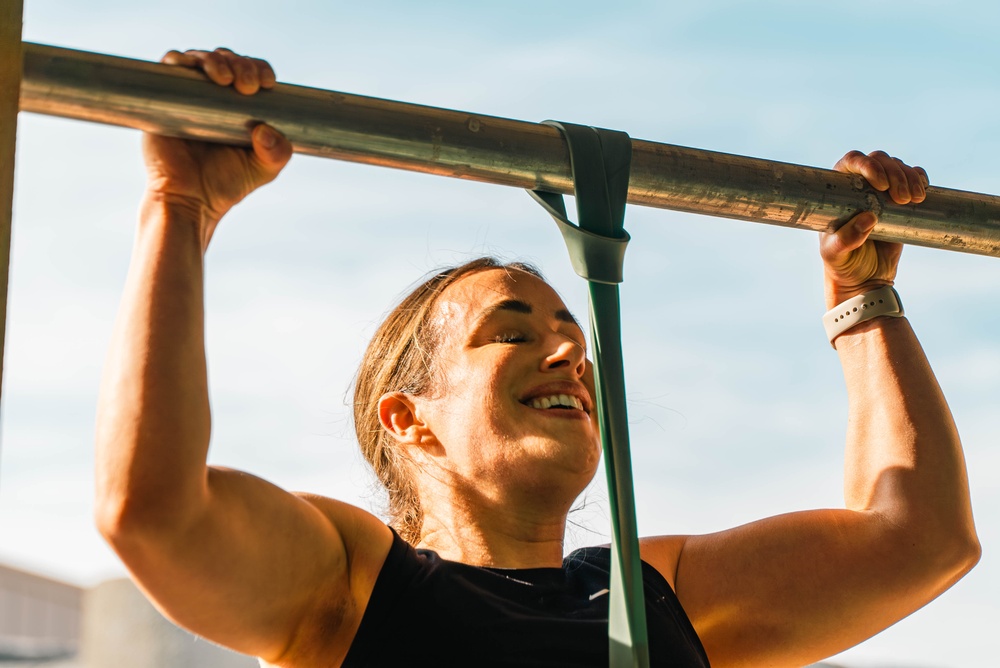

{"left": 542, "top": 336, "right": 587, "bottom": 378}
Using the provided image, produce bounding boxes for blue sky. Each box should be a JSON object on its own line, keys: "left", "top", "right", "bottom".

{"left": 3, "top": 1, "right": 1000, "bottom": 666}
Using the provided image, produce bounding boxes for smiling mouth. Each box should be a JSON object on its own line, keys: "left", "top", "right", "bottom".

{"left": 523, "top": 394, "right": 586, "bottom": 412}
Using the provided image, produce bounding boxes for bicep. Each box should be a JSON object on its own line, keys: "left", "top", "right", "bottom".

{"left": 647, "top": 509, "right": 962, "bottom": 668}
{"left": 109, "top": 466, "right": 392, "bottom": 663}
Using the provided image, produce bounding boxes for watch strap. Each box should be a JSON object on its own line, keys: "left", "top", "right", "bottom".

{"left": 823, "top": 285, "right": 904, "bottom": 344}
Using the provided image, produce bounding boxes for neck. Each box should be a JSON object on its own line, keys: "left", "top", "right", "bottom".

{"left": 415, "top": 480, "right": 572, "bottom": 568}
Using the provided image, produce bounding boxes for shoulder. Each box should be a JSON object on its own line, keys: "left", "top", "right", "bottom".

{"left": 566, "top": 536, "right": 688, "bottom": 590}
{"left": 292, "top": 493, "right": 395, "bottom": 602}
{"left": 272, "top": 494, "right": 394, "bottom": 668}
{"left": 639, "top": 535, "right": 687, "bottom": 589}
{"left": 295, "top": 492, "right": 395, "bottom": 569}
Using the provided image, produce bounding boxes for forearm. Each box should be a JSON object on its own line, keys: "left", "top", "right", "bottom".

{"left": 837, "top": 316, "right": 978, "bottom": 557}
{"left": 95, "top": 195, "right": 213, "bottom": 532}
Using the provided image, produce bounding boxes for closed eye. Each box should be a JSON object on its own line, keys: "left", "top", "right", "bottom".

{"left": 493, "top": 332, "right": 528, "bottom": 344}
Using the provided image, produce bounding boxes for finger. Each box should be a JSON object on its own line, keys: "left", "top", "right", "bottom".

{"left": 249, "top": 58, "right": 277, "bottom": 89}
{"left": 159, "top": 48, "right": 275, "bottom": 94}
{"left": 177, "top": 49, "right": 235, "bottom": 86}
{"left": 821, "top": 211, "right": 878, "bottom": 261}
{"left": 914, "top": 165, "right": 930, "bottom": 189}
{"left": 212, "top": 48, "right": 262, "bottom": 95}
{"left": 834, "top": 150, "right": 889, "bottom": 191}
{"left": 897, "top": 160, "right": 926, "bottom": 203}
{"left": 161, "top": 49, "right": 199, "bottom": 67}
{"left": 213, "top": 50, "right": 275, "bottom": 92}
{"left": 250, "top": 124, "right": 293, "bottom": 176}
{"left": 869, "top": 150, "right": 911, "bottom": 204}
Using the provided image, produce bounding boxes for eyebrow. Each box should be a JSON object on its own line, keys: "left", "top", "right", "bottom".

{"left": 480, "top": 299, "right": 581, "bottom": 328}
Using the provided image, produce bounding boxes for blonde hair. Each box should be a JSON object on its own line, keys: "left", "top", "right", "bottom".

{"left": 353, "top": 258, "right": 542, "bottom": 544}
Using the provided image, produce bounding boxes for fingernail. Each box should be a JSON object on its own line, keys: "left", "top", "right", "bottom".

{"left": 257, "top": 125, "right": 276, "bottom": 148}
{"left": 857, "top": 213, "right": 877, "bottom": 231}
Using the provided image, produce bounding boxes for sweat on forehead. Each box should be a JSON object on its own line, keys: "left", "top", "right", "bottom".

{"left": 431, "top": 267, "right": 578, "bottom": 331}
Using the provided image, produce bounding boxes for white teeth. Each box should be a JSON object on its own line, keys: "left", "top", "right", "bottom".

{"left": 529, "top": 394, "right": 584, "bottom": 411}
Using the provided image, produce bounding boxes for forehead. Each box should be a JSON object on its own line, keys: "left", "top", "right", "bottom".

{"left": 432, "top": 268, "right": 574, "bottom": 330}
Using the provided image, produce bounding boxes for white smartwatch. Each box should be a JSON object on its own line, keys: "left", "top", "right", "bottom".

{"left": 823, "top": 285, "right": 904, "bottom": 345}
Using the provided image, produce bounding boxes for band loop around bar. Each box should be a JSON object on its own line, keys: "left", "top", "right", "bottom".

{"left": 528, "top": 121, "right": 631, "bottom": 283}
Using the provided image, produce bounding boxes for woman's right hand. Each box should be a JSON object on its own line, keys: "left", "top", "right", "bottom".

{"left": 141, "top": 48, "right": 293, "bottom": 235}
{"left": 104, "top": 47, "right": 393, "bottom": 666}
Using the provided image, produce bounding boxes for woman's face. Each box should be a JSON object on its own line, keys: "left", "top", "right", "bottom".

{"left": 411, "top": 268, "right": 601, "bottom": 505}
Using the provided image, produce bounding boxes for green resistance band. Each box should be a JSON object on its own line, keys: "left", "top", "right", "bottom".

{"left": 528, "top": 121, "right": 649, "bottom": 668}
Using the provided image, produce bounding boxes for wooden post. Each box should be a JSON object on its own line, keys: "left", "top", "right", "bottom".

{"left": 0, "top": 0, "right": 25, "bottom": 417}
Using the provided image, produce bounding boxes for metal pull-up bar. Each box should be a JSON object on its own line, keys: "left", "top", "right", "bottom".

{"left": 17, "top": 42, "right": 1000, "bottom": 257}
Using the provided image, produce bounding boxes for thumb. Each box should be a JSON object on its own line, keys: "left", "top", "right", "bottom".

{"left": 821, "top": 211, "right": 878, "bottom": 259}
{"left": 250, "top": 124, "right": 293, "bottom": 177}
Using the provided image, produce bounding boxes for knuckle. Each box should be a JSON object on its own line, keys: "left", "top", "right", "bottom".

{"left": 893, "top": 157, "right": 916, "bottom": 172}
{"left": 253, "top": 58, "right": 275, "bottom": 77}
{"left": 835, "top": 150, "right": 868, "bottom": 173}
{"left": 227, "top": 56, "right": 252, "bottom": 74}
{"left": 206, "top": 53, "right": 230, "bottom": 71}
{"left": 886, "top": 160, "right": 906, "bottom": 175}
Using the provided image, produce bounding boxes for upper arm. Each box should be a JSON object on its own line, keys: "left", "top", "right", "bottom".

{"left": 105, "top": 466, "right": 393, "bottom": 664}
{"left": 642, "top": 509, "right": 974, "bottom": 668}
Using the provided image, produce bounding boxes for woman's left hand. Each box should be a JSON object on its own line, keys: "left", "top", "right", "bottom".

{"left": 820, "top": 150, "right": 929, "bottom": 309}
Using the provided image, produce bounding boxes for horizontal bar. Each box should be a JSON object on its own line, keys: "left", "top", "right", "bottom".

{"left": 19, "top": 43, "right": 1000, "bottom": 258}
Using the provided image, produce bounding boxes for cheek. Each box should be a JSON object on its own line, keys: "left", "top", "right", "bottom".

{"left": 583, "top": 359, "right": 596, "bottom": 395}
{"left": 429, "top": 360, "right": 506, "bottom": 431}
{"left": 582, "top": 361, "right": 598, "bottom": 424}
{"left": 427, "top": 347, "right": 524, "bottom": 441}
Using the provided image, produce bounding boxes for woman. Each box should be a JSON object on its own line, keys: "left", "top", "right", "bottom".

{"left": 95, "top": 49, "right": 981, "bottom": 667}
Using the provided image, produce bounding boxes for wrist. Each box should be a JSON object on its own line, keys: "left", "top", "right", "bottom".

{"left": 823, "top": 285, "right": 904, "bottom": 347}
{"left": 824, "top": 277, "right": 895, "bottom": 311}
{"left": 139, "top": 192, "right": 217, "bottom": 252}
{"left": 831, "top": 314, "right": 907, "bottom": 350}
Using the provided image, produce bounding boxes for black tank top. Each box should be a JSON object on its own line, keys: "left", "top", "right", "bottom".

{"left": 343, "top": 530, "right": 710, "bottom": 667}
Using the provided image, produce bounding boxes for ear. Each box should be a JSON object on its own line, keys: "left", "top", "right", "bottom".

{"left": 378, "top": 392, "right": 438, "bottom": 450}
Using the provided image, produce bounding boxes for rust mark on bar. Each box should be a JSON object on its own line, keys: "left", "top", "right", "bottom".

{"left": 786, "top": 200, "right": 810, "bottom": 227}
{"left": 865, "top": 193, "right": 883, "bottom": 217}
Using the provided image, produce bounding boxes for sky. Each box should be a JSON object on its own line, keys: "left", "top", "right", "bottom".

{"left": 3, "top": 1, "right": 1000, "bottom": 666}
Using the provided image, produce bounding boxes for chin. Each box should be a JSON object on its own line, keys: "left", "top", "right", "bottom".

{"left": 525, "top": 435, "right": 601, "bottom": 479}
